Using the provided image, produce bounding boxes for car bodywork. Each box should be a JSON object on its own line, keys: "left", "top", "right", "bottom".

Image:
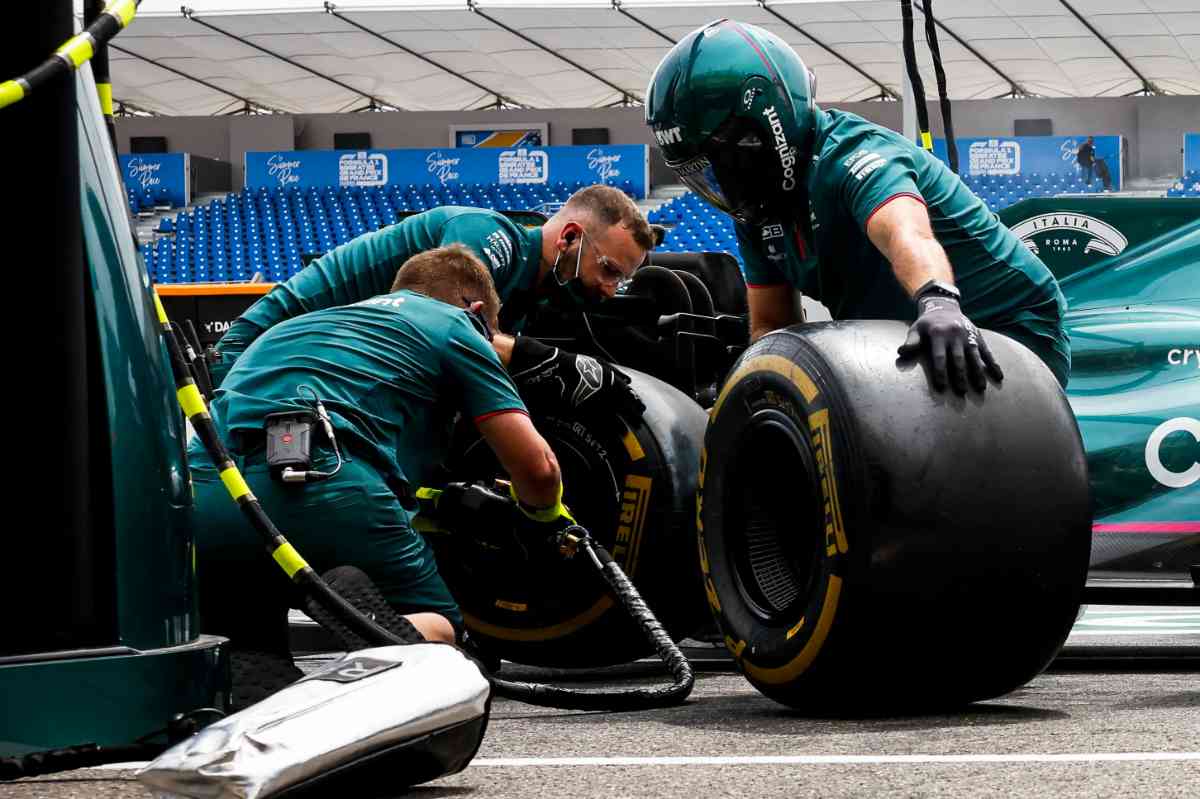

{"left": 1000, "top": 199, "right": 1198, "bottom": 600}
{"left": 0, "top": 63, "right": 228, "bottom": 756}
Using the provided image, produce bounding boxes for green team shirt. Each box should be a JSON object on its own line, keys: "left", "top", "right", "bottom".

{"left": 736, "top": 109, "right": 1067, "bottom": 340}
{"left": 209, "top": 289, "right": 527, "bottom": 493}
{"left": 218, "top": 207, "right": 544, "bottom": 364}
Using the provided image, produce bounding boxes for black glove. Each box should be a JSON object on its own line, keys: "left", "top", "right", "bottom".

{"left": 508, "top": 336, "right": 646, "bottom": 422}
{"left": 898, "top": 281, "right": 1004, "bottom": 394}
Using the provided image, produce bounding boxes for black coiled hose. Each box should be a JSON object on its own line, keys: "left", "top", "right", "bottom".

{"left": 490, "top": 528, "right": 694, "bottom": 711}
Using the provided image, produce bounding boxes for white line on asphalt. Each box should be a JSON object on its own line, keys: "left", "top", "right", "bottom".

{"left": 469, "top": 753, "right": 1200, "bottom": 767}
{"left": 90, "top": 752, "right": 1200, "bottom": 772}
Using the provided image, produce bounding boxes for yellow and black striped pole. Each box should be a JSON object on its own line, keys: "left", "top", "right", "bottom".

{"left": 151, "top": 290, "right": 406, "bottom": 648}
{"left": 0, "top": 0, "right": 138, "bottom": 111}
{"left": 85, "top": 0, "right": 118, "bottom": 152}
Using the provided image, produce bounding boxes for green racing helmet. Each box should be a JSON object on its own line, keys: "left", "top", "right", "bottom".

{"left": 645, "top": 19, "right": 818, "bottom": 224}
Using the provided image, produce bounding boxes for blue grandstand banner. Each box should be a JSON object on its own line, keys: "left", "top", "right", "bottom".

{"left": 244, "top": 145, "right": 650, "bottom": 198}
{"left": 1184, "top": 133, "right": 1200, "bottom": 175}
{"left": 119, "top": 152, "right": 189, "bottom": 207}
{"left": 932, "top": 135, "right": 1122, "bottom": 189}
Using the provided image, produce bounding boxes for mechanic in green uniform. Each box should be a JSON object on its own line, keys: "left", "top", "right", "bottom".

{"left": 214, "top": 184, "right": 656, "bottom": 418}
{"left": 188, "top": 245, "right": 571, "bottom": 653}
{"left": 645, "top": 20, "right": 1070, "bottom": 391}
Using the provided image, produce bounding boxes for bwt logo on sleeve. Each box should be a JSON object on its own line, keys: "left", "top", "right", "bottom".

{"left": 498, "top": 148, "right": 549, "bottom": 184}
{"left": 338, "top": 151, "right": 388, "bottom": 187}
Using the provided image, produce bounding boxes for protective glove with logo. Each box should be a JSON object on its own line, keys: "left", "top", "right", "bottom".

{"left": 508, "top": 336, "right": 646, "bottom": 422}
{"left": 897, "top": 280, "right": 1004, "bottom": 394}
{"left": 508, "top": 481, "right": 581, "bottom": 560}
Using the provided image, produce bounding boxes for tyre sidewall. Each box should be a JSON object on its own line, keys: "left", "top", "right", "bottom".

{"left": 699, "top": 336, "right": 863, "bottom": 698}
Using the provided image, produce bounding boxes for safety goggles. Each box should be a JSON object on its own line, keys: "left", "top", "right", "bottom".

{"left": 581, "top": 229, "right": 643, "bottom": 288}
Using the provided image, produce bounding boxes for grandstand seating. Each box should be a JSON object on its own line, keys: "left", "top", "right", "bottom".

{"left": 141, "top": 180, "right": 635, "bottom": 284}
{"left": 1166, "top": 170, "right": 1200, "bottom": 198}
{"left": 139, "top": 171, "right": 1120, "bottom": 285}
{"left": 126, "top": 184, "right": 176, "bottom": 214}
{"left": 959, "top": 171, "right": 1109, "bottom": 206}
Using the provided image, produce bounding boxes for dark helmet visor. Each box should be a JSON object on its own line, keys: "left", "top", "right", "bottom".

{"left": 669, "top": 116, "right": 779, "bottom": 224}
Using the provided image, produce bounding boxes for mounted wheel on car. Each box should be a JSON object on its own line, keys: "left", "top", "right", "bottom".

{"left": 699, "top": 320, "right": 1092, "bottom": 710}
{"left": 434, "top": 368, "right": 712, "bottom": 667}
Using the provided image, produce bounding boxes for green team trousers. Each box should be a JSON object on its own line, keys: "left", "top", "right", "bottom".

{"left": 187, "top": 440, "right": 462, "bottom": 653}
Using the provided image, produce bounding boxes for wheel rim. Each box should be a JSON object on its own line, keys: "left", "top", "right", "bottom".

{"left": 725, "top": 409, "right": 825, "bottom": 625}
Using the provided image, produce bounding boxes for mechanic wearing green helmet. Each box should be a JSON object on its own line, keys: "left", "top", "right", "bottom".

{"left": 214, "top": 184, "right": 654, "bottom": 420}
{"left": 189, "top": 245, "right": 573, "bottom": 668}
{"left": 645, "top": 20, "right": 1070, "bottom": 391}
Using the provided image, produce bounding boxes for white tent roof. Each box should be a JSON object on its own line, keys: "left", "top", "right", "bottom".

{"left": 101, "top": 0, "right": 1200, "bottom": 114}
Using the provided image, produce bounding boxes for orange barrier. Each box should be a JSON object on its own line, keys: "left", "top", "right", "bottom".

{"left": 155, "top": 282, "right": 276, "bottom": 297}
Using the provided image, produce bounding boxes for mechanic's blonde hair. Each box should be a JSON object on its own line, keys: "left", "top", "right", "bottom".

{"left": 562, "top": 184, "right": 656, "bottom": 251}
{"left": 391, "top": 244, "right": 501, "bottom": 329}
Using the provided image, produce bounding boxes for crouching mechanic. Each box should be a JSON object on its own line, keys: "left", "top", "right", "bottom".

{"left": 646, "top": 20, "right": 1071, "bottom": 391}
{"left": 212, "top": 184, "right": 655, "bottom": 420}
{"left": 187, "top": 245, "right": 572, "bottom": 658}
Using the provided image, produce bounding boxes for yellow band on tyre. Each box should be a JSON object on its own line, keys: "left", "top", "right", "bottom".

{"left": 741, "top": 575, "right": 843, "bottom": 684}
{"left": 712, "top": 354, "right": 820, "bottom": 419}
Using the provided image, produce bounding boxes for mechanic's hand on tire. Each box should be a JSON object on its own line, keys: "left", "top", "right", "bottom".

{"left": 508, "top": 481, "right": 578, "bottom": 559}
{"left": 898, "top": 283, "right": 1004, "bottom": 394}
{"left": 509, "top": 336, "right": 646, "bottom": 422}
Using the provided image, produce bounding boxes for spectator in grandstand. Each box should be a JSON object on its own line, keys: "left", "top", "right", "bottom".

{"left": 645, "top": 19, "right": 1070, "bottom": 390}
{"left": 1076, "top": 136, "right": 1096, "bottom": 185}
{"left": 188, "top": 246, "right": 570, "bottom": 661}
{"left": 213, "top": 184, "right": 653, "bottom": 422}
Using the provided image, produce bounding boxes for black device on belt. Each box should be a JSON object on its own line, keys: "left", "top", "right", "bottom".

{"left": 265, "top": 410, "right": 319, "bottom": 480}
{"left": 265, "top": 385, "right": 344, "bottom": 484}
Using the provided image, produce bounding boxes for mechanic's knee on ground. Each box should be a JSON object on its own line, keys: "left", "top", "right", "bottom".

{"left": 406, "top": 612, "right": 456, "bottom": 643}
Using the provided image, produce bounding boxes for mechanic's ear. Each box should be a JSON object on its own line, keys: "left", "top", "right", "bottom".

{"left": 559, "top": 223, "right": 580, "bottom": 251}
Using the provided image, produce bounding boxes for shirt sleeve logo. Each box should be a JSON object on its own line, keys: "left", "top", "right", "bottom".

{"left": 357, "top": 296, "right": 406, "bottom": 308}
{"left": 482, "top": 230, "right": 514, "bottom": 273}
{"left": 845, "top": 150, "right": 887, "bottom": 181}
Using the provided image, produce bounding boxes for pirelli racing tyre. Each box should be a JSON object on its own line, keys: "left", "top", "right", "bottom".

{"left": 699, "top": 320, "right": 1091, "bottom": 711}
{"left": 437, "top": 368, "right": 711, "bottom": 667}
